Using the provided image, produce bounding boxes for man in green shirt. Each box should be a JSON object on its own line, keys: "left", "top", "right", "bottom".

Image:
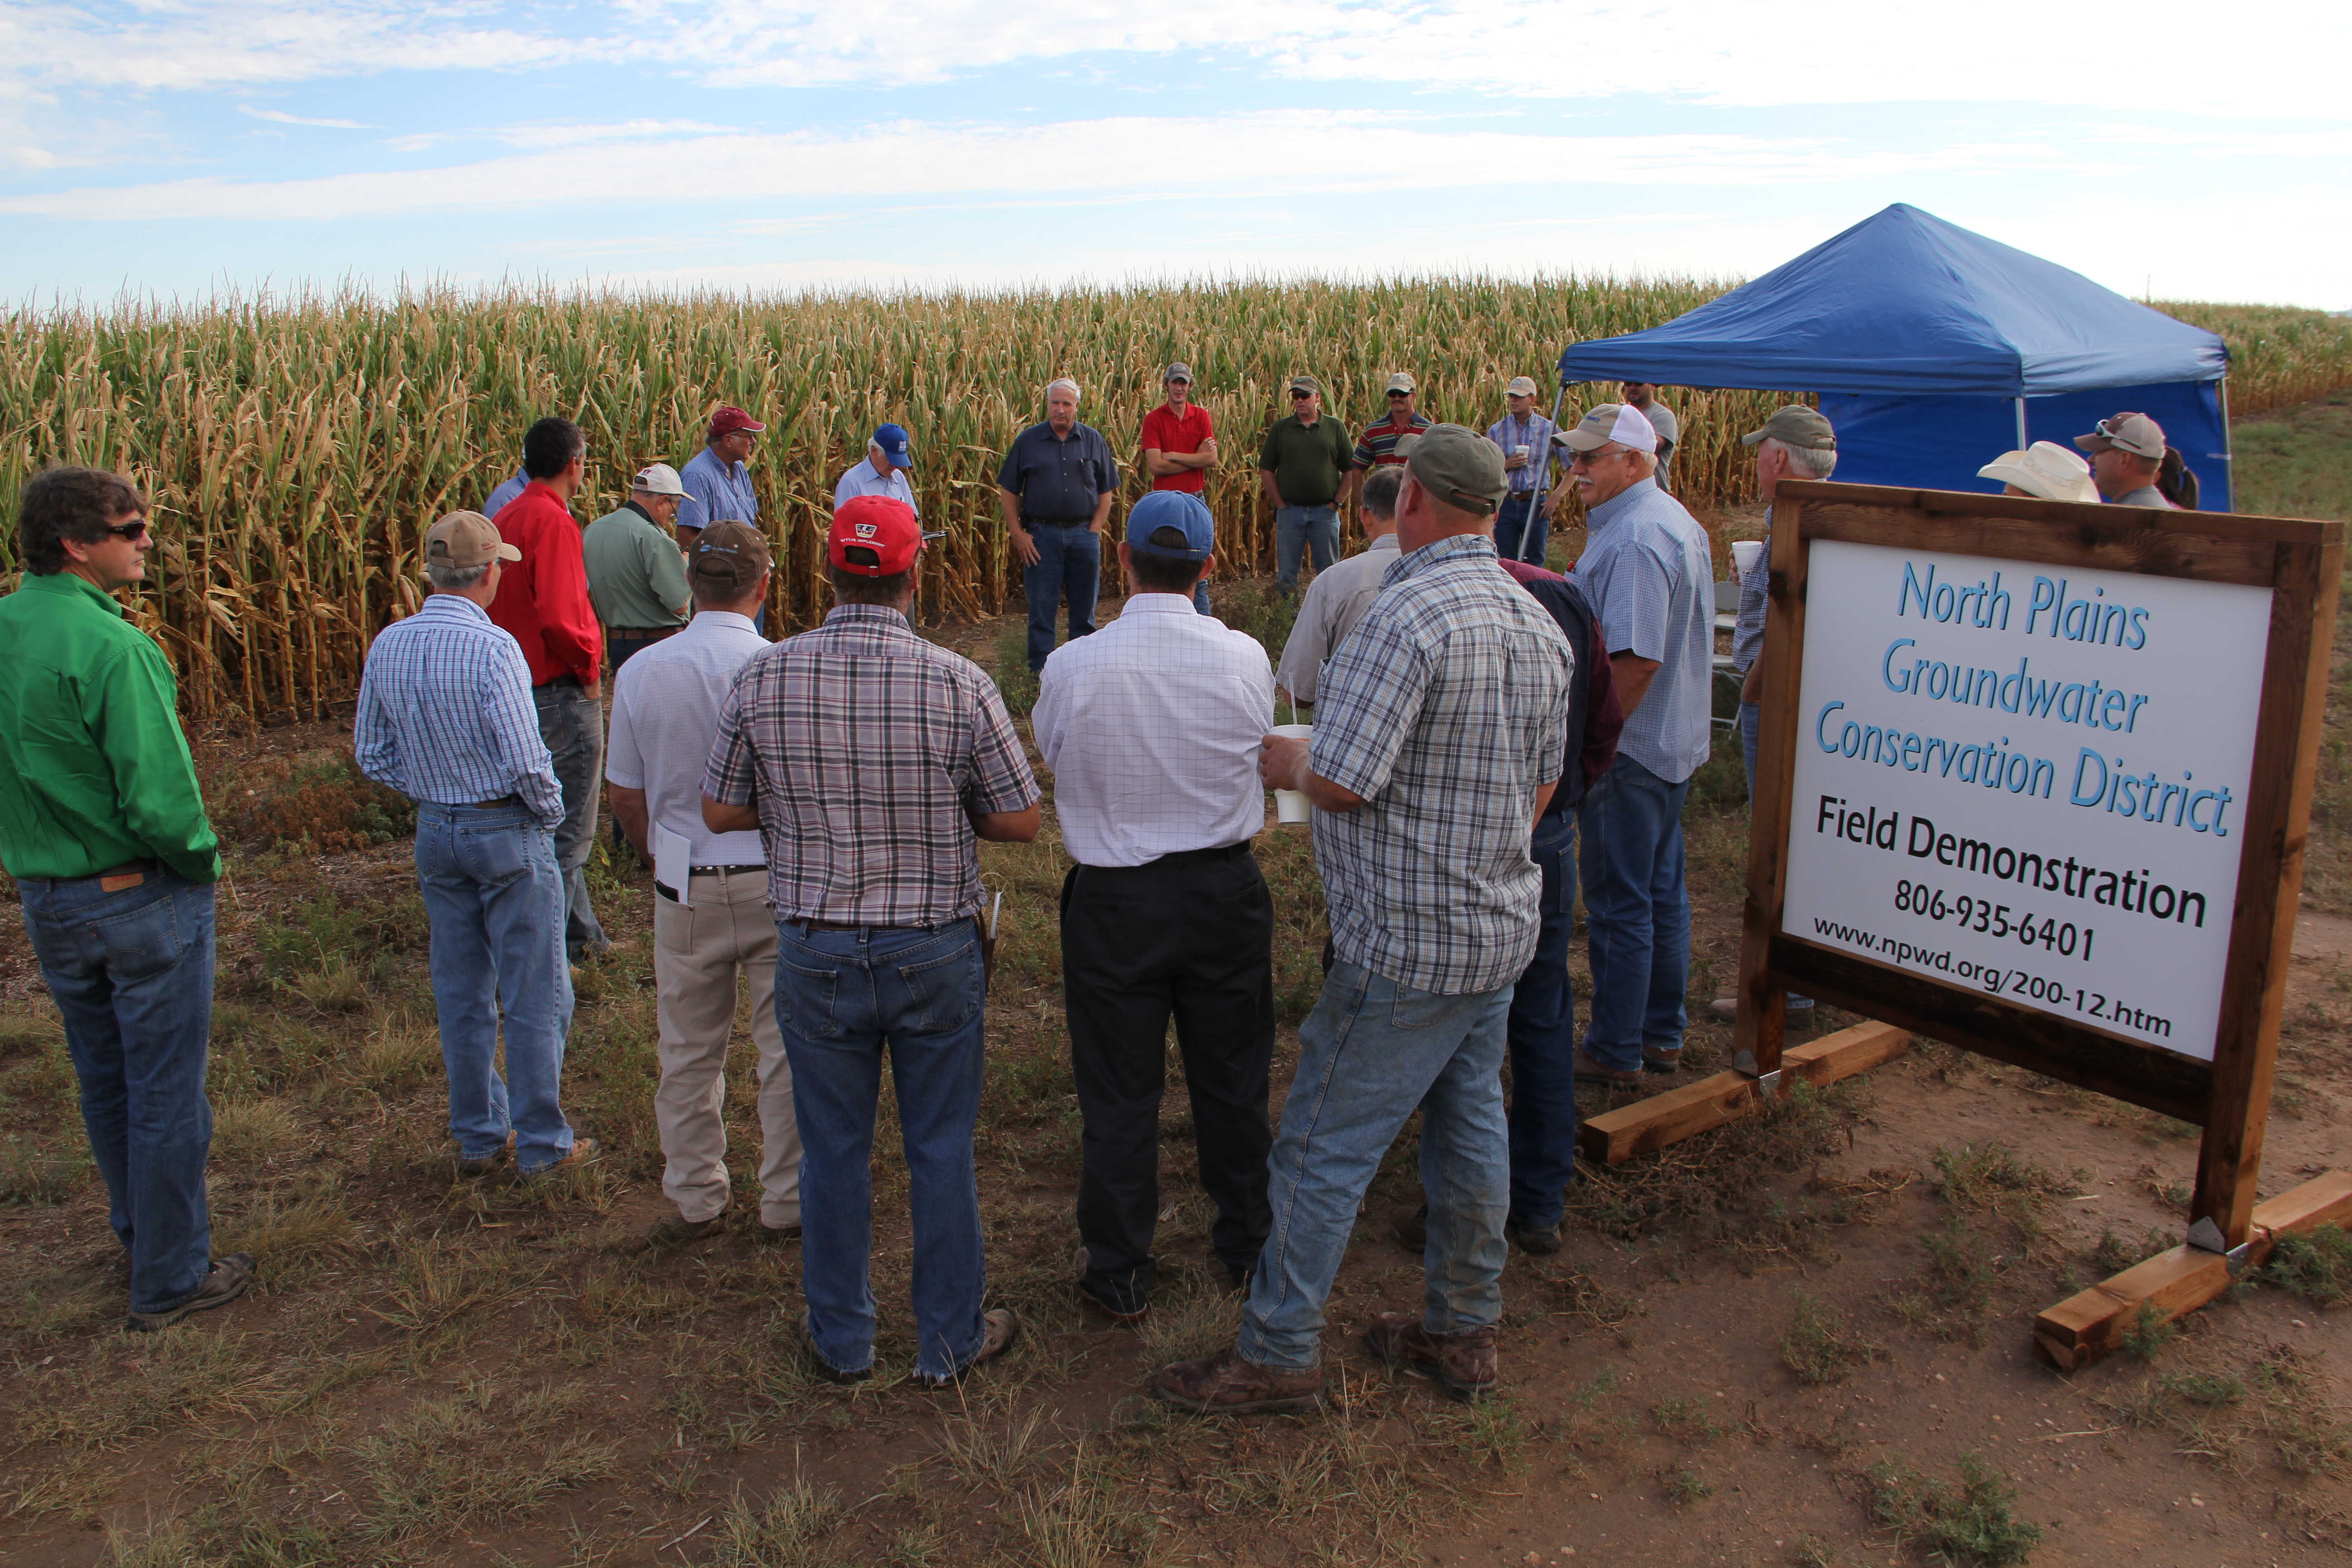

{"left": 1, "top": 466, "right": 251, "bottom": 1332}
{"left": 584, "top": 463, "right": 695, "bottom": 673}
{"left": 1256, "top": 375, "right": 1355, "bottom": 592}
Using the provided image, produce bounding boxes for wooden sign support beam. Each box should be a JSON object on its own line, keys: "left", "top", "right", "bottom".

{"left": 1578, "top": 1020, "right": 1909, "bottom": 1166}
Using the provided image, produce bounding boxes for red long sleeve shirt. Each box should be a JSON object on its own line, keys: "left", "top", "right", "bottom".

{"left": 488, "top": 481, "right": 603, "bottom": 687}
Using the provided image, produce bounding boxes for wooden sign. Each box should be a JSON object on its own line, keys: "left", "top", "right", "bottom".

{"left": 1732, "top": 480, "right": 2348, "bottom": 1366}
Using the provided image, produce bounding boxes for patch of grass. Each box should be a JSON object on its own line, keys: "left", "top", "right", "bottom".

{"left": 0, "top": 1133, "right": 93, "bottom": 1205}
{"left": 0, "top": 1022, "right": 77, "bottom": 1112}
{"left": 369, "top": 1231, "right": 549, "bottom": 1347}
{"left": 255, "top": 890, "right": 428, "bottom": 990}
{"left": 1440, "top": 1392, "right": 1531, "bottom": 1470}
{"left": 708, "top": 1476, "right": 849, "bottom": 1567}
{"left": 1663, "top": 1467, "right": 1712, "bottom": 1507}
{"left": 18, "top": 1326, "right": 288, "bottom": 1453}
{"left": 1650, "top": 1396, "right": 1724, "bottom": 1445}
{"left": 935, "top": 1404, "right": 1053, "bottom": 1491}
{"left": 351, "top": 1376, "right": 619, "bottom": 1541}
{"left": 2258, "top": 1225, "right": 2352, "bottom": 1308}
{"left": 352, "top": 1015, "right": 440, "bottom": 1093}
{"left": 1565, "top": 1078, "right": 1864, "bottom": 1245}
{"left": 211, "top": 1098, "right": 304, "bottom": 1165}
{"left": 1928, "top": 1142, "right": 2080, "bottom": 1225}
{"left": 2121, "top": 1301, "right": 2181, "bottom": 1364}
{"left": 1865, "top": 1450, "right": 2042, "bottom": 1567}
{"left": 1779, "top": 1289, "right": 1884, "bottom": 1386}
{"left": 990, "top": 621, "right": 1041, "bottom": 717}
{"left": 1887, "top": 1214, "right": 2004, "bottom": 1343}
{"left": 2, "top": 1267, "right": 117, "bottom": 1346}
{"left": 2160, "top": 1371, "right": 2246, "bottom": 1407}
{"left": 1014, "top": 1445, "right": 1164, "bottom": 1568}
{"left": 2090, "top": 1225, "right": 2176, "bottom": 1275}
{"left": 214, "top": 1181, "right": 355, "bottom": 1288}
{"left": 2250, "top": 1345, "right": 2352, "bottom": 1476}
{"left": 288, "top": 961, "right": 372, "bottom": 1015}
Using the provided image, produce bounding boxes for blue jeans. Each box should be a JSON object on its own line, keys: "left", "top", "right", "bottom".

{"left": 413, "top": 803, "right": 575, "bottom": 1172}
{"left": 532, "top": 681, "right": 609, "bottom": 959}
{"left": 1495, "top": 494, "right": 1548, "bottom": 566}
{"left": 1274, "top": 505, "right": 1340, "bottom": 592}
{"left": 1023, "top": 524, "right": 1100, "bottom": 672}
{"left": 1238, "top": 959, "right": 1513, "bottom": 1372}
{"left": 1507, "top": 812, "right": 1578, "bottom": 1228}
{"left": 1577, "top": 756, "right": 1692, "bottom": 1071}
{"left": 774, "top": 921, "right": 989, "bottom": 1380}
{"left": 19, "top": 869, "right": 217, "bottom": 1315}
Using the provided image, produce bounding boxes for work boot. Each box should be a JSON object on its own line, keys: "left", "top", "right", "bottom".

{"left": 645, "top": 1207, "right": 726, "bottom": 1248}
{"left": 917, "top": 1308, "right": 1021, "bottom": 1389}
{"left": 125, "top": 1253, "right": 257, "bottom": 1333}
{"left": 1571, "top": 1049, "right": 1644, "bottom": 1088}
{"left": 1153, "top": 1346, "right": 1328, "bottom": 1415}
{"left": 1504, "top": 1215, "right": 1563, "bottom": 1255}
{"left": 1363, "top": 1312, "right": 1497, "bottom": 1402}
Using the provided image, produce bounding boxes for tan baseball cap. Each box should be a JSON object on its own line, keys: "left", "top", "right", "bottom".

{"left": 1404, "top": 424, "right": 1508, "bottom": 514}
{"left": 426, "top": 510, "right": 520, "bottom": 569}
{"left": 1505, "top": 375, "right": 1539, "bottom": 397}
{"left": 1288, "top": 373, "right": 1323, "bottom": 395}
{"left": 1740, "top": 405, "right": 1837, "bottom": 451}
{"left": 690, "top": 520, "right": 773, "bottom": 592}
{"left": 1557, "top": 403, "right": 1660, "bottom": 454}
{"left": 1385, "top": 371, "right": 1417, "bottom": 394}
{"left": 2074, "top": 412, "right": 2166, "bottom": 460}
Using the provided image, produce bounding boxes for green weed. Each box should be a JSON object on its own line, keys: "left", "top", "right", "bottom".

{"left": 1865, "top": 1450, "right": 2042, "bottom": 1566}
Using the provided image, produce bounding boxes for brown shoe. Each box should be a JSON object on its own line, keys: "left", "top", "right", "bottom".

{"left": 1153, "top": 1346, "right": 1327, "bottom": 1415}
{"left": 1571, "top": 1049, "right": 1645, "bottom": 1088}
{"left": 646, "top": 1207, "right": 726, "bottom": 1247}
{"left": 1642, "top": 1046, "right": 1684, "bottom": 1074}
{"left": 918, "top": 1308, "right": 1020, "bottom": 1389}
{"left": 520, "top": 1136, "right": 601, "bottom": 1183}
{"left": 751, "top": 1220, "right": 803, "bottom": 1245}
{"left": 456, "top": 1131, "right": 516, "bottom": 1178}
{"left": 125, "top": 1253, "right": 256, "bottom": 1333}
{"left": 1363, "top": 1312, "right": 1497, "bottom": 1402}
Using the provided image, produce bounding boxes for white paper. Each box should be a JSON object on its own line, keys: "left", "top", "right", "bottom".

{"left": 652, "top": 821, "right": 693, "bottom": 908}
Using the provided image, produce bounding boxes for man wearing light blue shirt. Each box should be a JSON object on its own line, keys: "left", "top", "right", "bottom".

{"left": 355, "top": 511, "right": 589, "bottom": 1181}
{"left": 1561, "top": 405, "right": 1715, "bottom": 1084}
{"left": 485, "top": 465, "right": 528, "bottom": 521}
{"left": 833, "top": 423, "right": 919, "bottom": 516}
{"left": 1488, "top": 376, "right": 1559, "bottom": 565}
{"left": 680, "top": 406, "right": 766, "bottom": 633}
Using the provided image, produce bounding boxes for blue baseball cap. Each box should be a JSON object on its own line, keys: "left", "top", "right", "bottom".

{"left": 873, "top": 423, "right": 914, "bottom": 468}
{"left": 1126, "top": 490, "right": 1213, "bottom": 561}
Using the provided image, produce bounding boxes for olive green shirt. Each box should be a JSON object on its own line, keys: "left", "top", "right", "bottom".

{"left": 1257, "top": 413, "right": 1356, "bottom": 508}
{"left": 0, "top": 572, "right": 220, "bottom": 884}
{"left": 582, "top": 501, "right": 691, "bottom": 629}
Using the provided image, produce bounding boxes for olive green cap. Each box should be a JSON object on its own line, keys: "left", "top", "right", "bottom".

{"left": 1403, "top": 423, "right": 1508, "bottom": 515}
{"left": 1740, "top": 405, "right": 1837, "bottom": 450}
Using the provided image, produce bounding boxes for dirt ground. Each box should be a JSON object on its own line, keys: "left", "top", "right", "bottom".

{"left": 0, "top": 576, "right": 2346, "bottom": 1568}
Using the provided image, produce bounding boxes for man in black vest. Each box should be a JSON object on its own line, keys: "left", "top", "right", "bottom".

{"left": 1392, "top": 554, "right": 1622, "bottom": 1256}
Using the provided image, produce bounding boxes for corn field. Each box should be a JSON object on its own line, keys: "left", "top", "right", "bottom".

{"left": 2, "top": 281, "right": 2347, "bottom": 724}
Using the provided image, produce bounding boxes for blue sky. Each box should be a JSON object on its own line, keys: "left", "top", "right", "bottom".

{"left": 4, "top": 0, "right": 2347, "bottom": 307}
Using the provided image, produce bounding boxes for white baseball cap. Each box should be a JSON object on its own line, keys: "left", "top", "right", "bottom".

{"left": 631, "top": 462, "right": 686, "bottom": 497}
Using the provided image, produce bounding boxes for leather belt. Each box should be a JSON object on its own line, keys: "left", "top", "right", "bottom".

{"left": 471, "top": 795, "right": 524, "bottom": 809}
{"left": 1021, "top": 517, "right": 1092, "bottom": 528}
{"left": 692, "top": 864, "right": 767, "bottom": 876}
{"left": 608, "top": 625, "right": 683, "bottom": 641}
{"left": 788, "top": 917, "right": 929, "bottom": 933}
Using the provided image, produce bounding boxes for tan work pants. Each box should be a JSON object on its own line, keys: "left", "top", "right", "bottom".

{"left": 652, "top": 868, "right": 802, "bottom": 1227}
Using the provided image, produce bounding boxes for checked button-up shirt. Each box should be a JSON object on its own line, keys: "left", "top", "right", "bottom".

{"left": 354, "top": 593, "right": 565, "bottom": 829}
{"left": 702, "top": 604, "right": 1040, "bottom": 926}
{"left": 1309, "top": 531, "right": 1574, "bottom": 996}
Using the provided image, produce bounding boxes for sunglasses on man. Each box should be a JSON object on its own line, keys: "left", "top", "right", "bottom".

{"left": 106, "top": 518, "right": 150, "bottom": 540}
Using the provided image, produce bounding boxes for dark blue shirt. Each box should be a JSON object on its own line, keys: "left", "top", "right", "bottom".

{"left": 997, "top": 421, "right": 1118, "bottom": 523}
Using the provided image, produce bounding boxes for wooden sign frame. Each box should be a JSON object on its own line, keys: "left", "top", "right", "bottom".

{"left": 1728, "top": 479, "right": 2348, "bottom": 1366}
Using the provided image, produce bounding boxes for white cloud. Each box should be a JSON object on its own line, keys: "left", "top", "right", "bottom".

{"left": 239, "top": 106, "right": 378, "bottom": 129}
{"left": 0, "top": 112, "right": 2068, "bottom": 223}
{"left": 383, "top": 119, "right": 735, "bottom": 152}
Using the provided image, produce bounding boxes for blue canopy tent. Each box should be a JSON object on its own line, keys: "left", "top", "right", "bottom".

{"left": 1555, "top": 204, "right": 2233, "bottom": 510}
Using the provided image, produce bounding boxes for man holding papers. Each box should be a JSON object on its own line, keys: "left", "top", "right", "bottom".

{"left": 605, "top": 522, "right": 802, "bottom": 1246}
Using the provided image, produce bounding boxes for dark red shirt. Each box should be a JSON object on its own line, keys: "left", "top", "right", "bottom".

{"left": 489, "top": 481, "right": 603, "bottom": 686}
{"left": 1140, "top": 402, "right": 1215, "bottom": 495}
{"left": 1500, "top": 557, "right": 1623, "bottom": 787}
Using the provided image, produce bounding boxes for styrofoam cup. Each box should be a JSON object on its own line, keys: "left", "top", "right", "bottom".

{"left": 1269, "top": 723, "right": 1313, "bottom": 824}
{"left": 1731, "top": 539, "right": 1764, "bottom": 577}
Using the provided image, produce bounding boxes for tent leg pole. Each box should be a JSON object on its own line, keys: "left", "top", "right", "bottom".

{"left": 2219, "top": 377, "right": 2234, "bottom": 514}
{"left": 1525, "top": 380, "right": 1569, "bottom": 563}
{"left": 2015, "top": 397, "right": 2028, "bottom": 451}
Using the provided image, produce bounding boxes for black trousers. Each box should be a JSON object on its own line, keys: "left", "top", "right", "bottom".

{"left": 1061, "top": 845, "right": 1275, "bottom": 1313}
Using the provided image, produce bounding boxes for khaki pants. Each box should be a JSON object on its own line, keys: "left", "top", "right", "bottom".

{"left": 652, "top": 868, "right": 802, "bottom": 1227}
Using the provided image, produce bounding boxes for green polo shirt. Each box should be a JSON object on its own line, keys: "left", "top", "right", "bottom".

{"left": 1257, "top": 413, "right": 1356, "bottom": 507}
{"left": 0, "top": 572, "right": 219, "bottom": 884}
{"left": 583, "top": 501, "right": 692, "bottom": 629}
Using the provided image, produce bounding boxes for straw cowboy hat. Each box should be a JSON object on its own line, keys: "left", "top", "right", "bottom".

{"left": 1979, "top": 441, "right": 2099, "bottom": 504}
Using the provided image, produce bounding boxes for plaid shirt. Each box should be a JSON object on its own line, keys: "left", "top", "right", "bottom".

{"left": 1486, "top": 411, "right": 1560, "bottom": 494}
{"left": 1310, "top": 532, "right": 1574, "bottom": 995}
{"left": 355, "top": 594, "right": 564, "bottom": 829}
{"left": 702, "top": 604, "right": 1039, "bottom": 925}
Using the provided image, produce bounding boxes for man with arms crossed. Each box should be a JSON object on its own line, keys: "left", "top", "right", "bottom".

{"left": 1155, "top": 427, "right": 1573, "bottom": 1412}
{"left": 1138, "top": 363, "right": 1218, "bottom": 613}
{"left": 702, "top": 496, "right": 1042, "bottom": 1387}
{"left": 999, "top": 379, "right": 1120, "bottom": 673}
{"left": 1489, "top": 376, "right": 1560, "bottom": 565}
{"left": 1274, "top": 464, "right": 1403, "bottom": 706}
{"left": 1036, "top": 490, "right": 1275, "bottom": 1323}
{"left": 1, "top": 466, "right": 251, "bottom": 1332}
{"left": 358, "top": 512, "right": 593, "bottom": 1181}
{"left": 490, "top": 416, "right": 610, "bottom": 962}
{"left": 583, "top": 462, "right": 693, "bottom": 676}
{"left": 1559, "top": 405, "right": 1715, "bottom": 1085}
{"left": 1342, "top": 372, "right": 1436, "bottom": 510}
{"left": 1256, "top": 375, "right": 1353, "bottom": 593}
{"left": 607, "top": 523, "right": 802, "bottom": 1246}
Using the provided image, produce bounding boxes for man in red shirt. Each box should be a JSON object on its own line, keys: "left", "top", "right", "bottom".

{"left": 490, "top": 416, "right": 610, "bottom": 961}
{"left": 1139, "top": 363, "right": 1217, "bottom": 612}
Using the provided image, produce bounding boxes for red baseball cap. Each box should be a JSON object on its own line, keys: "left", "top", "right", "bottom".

{"left": 708, "top": 406, "right": 767, "bottom": 441}
{"left": 829, "top": 495, "right": 923, "bottom": 576}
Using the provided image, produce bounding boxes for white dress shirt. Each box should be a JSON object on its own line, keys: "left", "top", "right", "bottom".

{"left": 605, "top": 610, "right": 770, "bottom": 866}
{"left": 1034, "top": 594, "right": 1275, "bottom": 867}
{"left": 832, "top": 458, "right": 920, "bottom": 515}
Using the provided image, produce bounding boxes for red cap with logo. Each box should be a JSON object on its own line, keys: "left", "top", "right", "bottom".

{"left": 828, "top": 496, "right": 923, "bottom": 576}
{"left": 707, "top": 406, "right": 767, "bottom": 441}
